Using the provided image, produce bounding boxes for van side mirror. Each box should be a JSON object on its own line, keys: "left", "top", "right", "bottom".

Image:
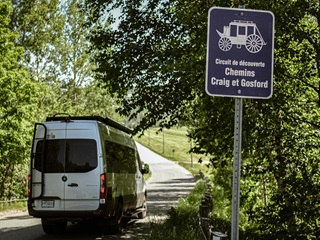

{"left": 141, "top": 163, "right": 149, "bottom": 174}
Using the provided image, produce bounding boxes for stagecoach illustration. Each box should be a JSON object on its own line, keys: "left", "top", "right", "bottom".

{"left": 216, "top": 20, "right": 266, "bottom": 53}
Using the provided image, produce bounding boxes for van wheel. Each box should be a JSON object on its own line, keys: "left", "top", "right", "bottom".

{"left": 41, "top": 218, "right": 67, "bottom": 235}
{"left": 110, "top": 201, "right": 124, "bottom": 234}
{"left": 138, "top": 195, "right": 147, "bottom": 219}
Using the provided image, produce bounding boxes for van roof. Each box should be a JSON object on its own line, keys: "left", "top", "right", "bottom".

{"left": 45, "top": 115, "right": 132, "bottom": 134}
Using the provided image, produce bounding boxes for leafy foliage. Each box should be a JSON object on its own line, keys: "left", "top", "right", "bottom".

{"left": 0, "top": 1, "right": 40, "bottom": 199}
{"left": 87, "top": 0, "right": 320, "bottom": 238}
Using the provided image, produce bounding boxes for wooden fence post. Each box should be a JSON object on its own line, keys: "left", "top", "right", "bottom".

{"left": 199, "top": 198, "right": 211, "bottom": 240}
{"left": 199, "top": 174, "right": 227, "bottom": 240}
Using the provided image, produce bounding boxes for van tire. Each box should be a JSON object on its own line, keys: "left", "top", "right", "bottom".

{"left": 110, "top": 201, "right": 124, "bottom": 234}
{"left": 138, "top": 195, "right": 147, "bottom": 219}
{"left": 41, "top": 218, "right": 67, "bottom": 235}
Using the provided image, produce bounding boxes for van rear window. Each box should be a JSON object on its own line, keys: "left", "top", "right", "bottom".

{"left": 35, "top": 139, "right": 97, "bottom": 173}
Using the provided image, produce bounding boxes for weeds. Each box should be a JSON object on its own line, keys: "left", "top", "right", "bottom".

{"left": 0, "top": 201, "right": 27, "bottom": 214}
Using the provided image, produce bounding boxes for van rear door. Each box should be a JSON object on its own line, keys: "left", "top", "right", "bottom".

{"left": 31, "top": 122, "right": 100, "bottom": 212}
{"left": 63, "top": 138, "right": 100, "bottom": 211}
{"left": 31, "top": 123, "right": 67, "bottom": 212}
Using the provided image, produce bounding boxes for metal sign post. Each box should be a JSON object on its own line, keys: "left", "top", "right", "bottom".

{"left": 231, "top": 98, "right": 243, "bottom": 240}
{"left": 206, "top": 6, "right": 274, "bottom": 240}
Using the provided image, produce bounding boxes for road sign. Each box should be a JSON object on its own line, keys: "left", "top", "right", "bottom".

{"left": 206, "top": 7, "right": 274, "bottom": 99}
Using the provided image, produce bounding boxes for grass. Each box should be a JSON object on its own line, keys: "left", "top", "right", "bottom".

{"left": 0, "top": 201, "right": 27, "bottom": 215}
{"left": 135, "top": 126, "right": 211, "bottom": 177}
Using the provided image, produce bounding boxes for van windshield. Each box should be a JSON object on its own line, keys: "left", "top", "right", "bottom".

{"left": 35, "top": 139, "right": 97, "bottom": 173}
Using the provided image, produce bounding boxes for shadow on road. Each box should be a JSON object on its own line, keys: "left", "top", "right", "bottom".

{"left": 146, "top": 176, "right": 196, "bottom": 217}
{"left": 0, "top": 217, "right": 150, "bottom": 240}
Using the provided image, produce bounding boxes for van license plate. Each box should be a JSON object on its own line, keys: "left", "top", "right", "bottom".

{"left": 41, "top": 200, "right": 54, "bottom": 208}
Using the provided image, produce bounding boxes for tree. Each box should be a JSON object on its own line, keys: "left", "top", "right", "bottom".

{"left": 87, "top": 0, "right": 198, "bottom": 130}
{"left": 10, "top": 0, "right": 65, "bottom": 120}
{"left": 57, "top": 0, "right": 96, "bottom": 111}
{"left": 11, "top": 0, "right": 64, "bottom": 82}
{"left": 10, "top": 0, "right": 120, "bottom": 120}
{"left": 87, "top": 0, "right": 320, "bottom": 238}
{"left": 0, "top": 1, "right": 40, "bottom": 199}
{"left": 57, "top": 0, "right": 123, "bottom": 120}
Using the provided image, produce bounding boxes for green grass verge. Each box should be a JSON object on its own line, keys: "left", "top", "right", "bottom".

{"left": 135, "top": 126, "right": 214, "bottom": 240}
{"left": 135, "top": 126, "right": 211, "bottom": 177}
{"left": 0, "top": 201, "right": 27, "bottom": 214}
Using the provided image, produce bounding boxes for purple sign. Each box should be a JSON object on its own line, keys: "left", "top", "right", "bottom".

{"left": 206, "top": 7, "right": 274, "bottom": 98}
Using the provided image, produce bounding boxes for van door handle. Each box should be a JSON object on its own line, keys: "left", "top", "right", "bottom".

{"left": 68, "top": 183, "right": 78, "bottom": 187}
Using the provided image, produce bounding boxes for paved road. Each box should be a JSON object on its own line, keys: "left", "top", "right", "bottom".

{"left": 0, "top": 142, "right": 195, "bottom": 240}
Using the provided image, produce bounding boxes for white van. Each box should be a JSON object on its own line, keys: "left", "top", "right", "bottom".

{"left": 28, "top": 115, "right": 148, "bottom": 234}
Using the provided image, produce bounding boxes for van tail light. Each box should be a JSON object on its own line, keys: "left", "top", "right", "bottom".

{"left": 28, "top": 174, "right": 31, "bottom": 199}
{"left": 100, "top": 173, "right": 107, "bottom": 199}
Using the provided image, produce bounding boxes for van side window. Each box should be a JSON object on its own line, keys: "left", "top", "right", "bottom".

{"left": 35, "top": 139, "right": 97, "bottom": 173}
{"left": 105, "top": 141, "right": 136, "bottom": 173}
{"left": 136, "top": 152, "right": 143, "bottom": 171}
